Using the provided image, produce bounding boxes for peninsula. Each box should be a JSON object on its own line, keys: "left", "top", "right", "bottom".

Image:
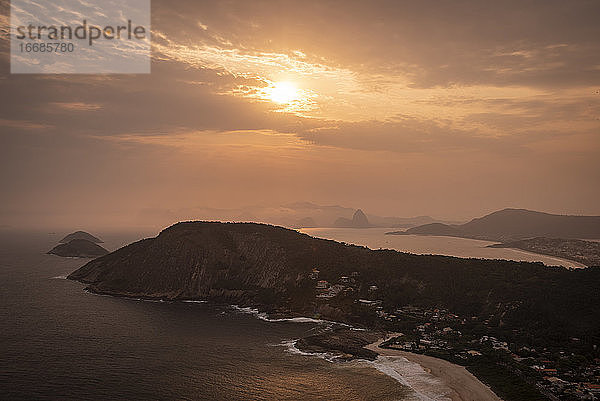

{"left": 68, "top": 221, "right": 600, "bottom": 400}
{"left": 387, "top": 209, "right": 600, "bottom": 241}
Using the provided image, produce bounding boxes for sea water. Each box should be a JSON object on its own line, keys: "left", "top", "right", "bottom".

{"left": 1, "top": 231, "right": 453, "bottom": 401}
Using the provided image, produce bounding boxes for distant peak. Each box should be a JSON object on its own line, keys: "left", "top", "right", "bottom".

{"left": 352, "top": 209, "right": 370, "bottom": 227}
{"left": 59, "top": 231, "right": 103, "bottom": 244}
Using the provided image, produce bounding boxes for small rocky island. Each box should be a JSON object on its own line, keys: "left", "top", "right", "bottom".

{"left": 48, "top": 239, "right": 109, "bottom": 258}
{"left": 295, "top": 328, "right": 381, "bottom": 360}
{"left": 59, "top": 231, "right": 103, "bottom": 244}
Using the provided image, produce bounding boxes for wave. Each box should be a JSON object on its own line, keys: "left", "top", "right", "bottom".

{"left": 82, "top": 288, "right": 112, "bottom": 297}
{"left": 82, "top": 289, "right": 167, "bottom": 303}
{"left": 368, "top": 356, "right": 452, "bottom": 401}
{"left": 230, "top": 305, "right": 330, "bottom": 324}
{"left": 279, "top": 337, "right": 452, "bottom": 401}
{"left": 76, "top": 288, "right": 451, "bottom": 400}
{"left": 74, "top": 289, "right": 345, "bottom": 327}
{"left": 51, "top": 275, "right": 68, "bottom": 279}
{"left": 81, "top": 289, "right": 208, "bottom": 305}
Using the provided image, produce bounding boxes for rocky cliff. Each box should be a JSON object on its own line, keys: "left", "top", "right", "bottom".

{"left": 68, "top": 222, "right": 353, "bottom": 307}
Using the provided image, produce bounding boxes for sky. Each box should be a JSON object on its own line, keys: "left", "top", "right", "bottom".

{"left": 1, "top": 0, "right": 599, "bottom": 230}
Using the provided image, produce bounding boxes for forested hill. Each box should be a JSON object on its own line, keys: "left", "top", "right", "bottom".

{"left": 389, "top": 208, "right": 600, "bottom": 241}
{"left": 69, "top": 221, "right": 600, "bottom": 343}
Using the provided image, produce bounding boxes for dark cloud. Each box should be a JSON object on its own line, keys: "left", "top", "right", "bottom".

{"left": 149, "top": 0, "right": 600, "bottom": 88}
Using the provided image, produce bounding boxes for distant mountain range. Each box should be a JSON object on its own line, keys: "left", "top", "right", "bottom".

{"left": 388, "top": 208, "right": 600, "bottom": 241}
{"left": 283, "top": 202, "right": 449, "bottom": 228}
{"left": 135, "top": 202, "right": 447, "bottom": 229}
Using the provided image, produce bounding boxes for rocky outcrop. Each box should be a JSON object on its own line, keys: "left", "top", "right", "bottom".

{"left": 334, "top": 209, "right": 372, "bottom": 228}
{"left": 295, "top": 328, "right": 382, "bottom": 360}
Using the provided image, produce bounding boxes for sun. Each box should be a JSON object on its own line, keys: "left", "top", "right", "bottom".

{"left": 268, "top": 81, "right": 300, "bottom": 104}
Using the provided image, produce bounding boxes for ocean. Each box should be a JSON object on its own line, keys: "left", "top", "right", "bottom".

{"left": 1, "top": 231, "right": 456, "bottom": 401}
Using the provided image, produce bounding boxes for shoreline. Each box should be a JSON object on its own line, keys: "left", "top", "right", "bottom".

{"left": 303, "top": 228, "right": 587, "bottom": 268}
{"left": 490, "top": 245, "right": 587, "bottom": 268}
{"left": 78, "top": 285, "right": 504, "bottom": 400}
{"left": 485, "top": 243, "right": 589, "bottom": 268}
{"left": 364, "top": 334, "right": 502, "bottom": 401}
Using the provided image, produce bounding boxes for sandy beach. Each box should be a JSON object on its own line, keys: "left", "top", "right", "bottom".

{"left": 365, "top": 334, "right": 502, "bottom": 401}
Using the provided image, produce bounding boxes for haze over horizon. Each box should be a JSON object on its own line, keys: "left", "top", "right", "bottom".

{"left": 1, "top": 0, "right": 599, "bottom": 230}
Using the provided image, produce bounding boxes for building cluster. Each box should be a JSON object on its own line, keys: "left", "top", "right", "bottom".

{"left": 383, "top": 306, "right": 600, "bottom": 400}
{"left": 480, "top": 335, "right": 509, "bottom": 351}
{"left": 310, "top": 269, "right": 361, "bottom": 299}
{"left": 521, "top": 354, "right": 600, "bottom": 399}
{"left": 511, "top": 238, "right": 600, "bottom": 267}
{"left": 306, "top": 267, "right": 599, "bottom": 400}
